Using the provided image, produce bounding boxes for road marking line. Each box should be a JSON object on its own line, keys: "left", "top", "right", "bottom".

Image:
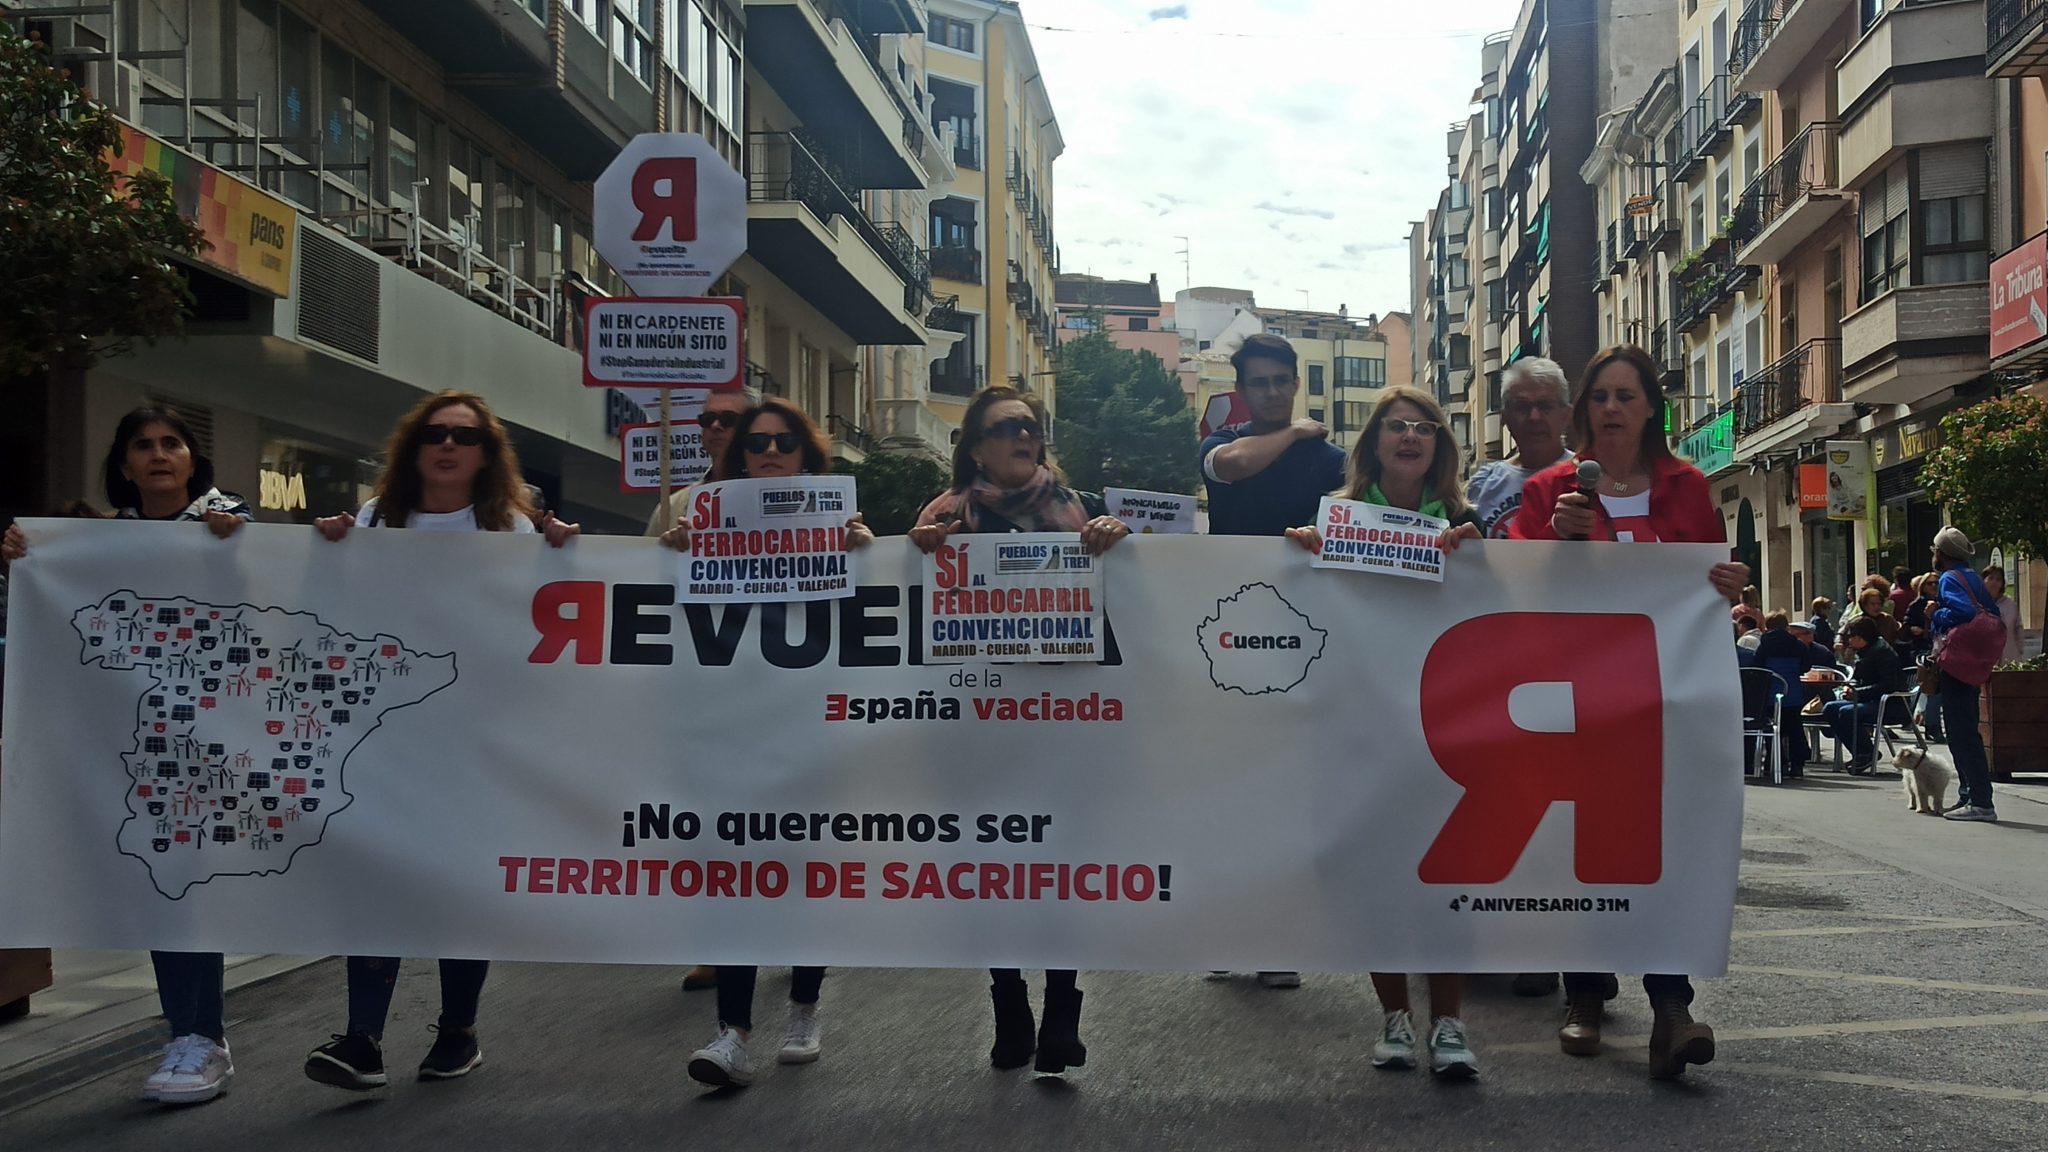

{"left": 1727, "top": 965, "right": 2048, "bottom": 998}
{"left": 1739, "top": 867, "right": 1886, "bottom": 877}
{"left": 1489, "top": 1008, "right": 2048, "bottom": 1056}
{"left": 1733, "top": 919, "right": 2026, "bottom": 939}
{"left": 1733, "top": 907, "right": 2013, "bottom": 923}
{"left": 1713, "top": 1060, "right": 2048, "bottom": 1104}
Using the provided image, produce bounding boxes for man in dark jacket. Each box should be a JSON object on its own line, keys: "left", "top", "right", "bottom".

{"left": 1822, "top": 616, "right": 1904, "bottom": 773}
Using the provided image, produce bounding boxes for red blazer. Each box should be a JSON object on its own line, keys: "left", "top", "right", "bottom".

{"left": 1509, "top": 454, "right": 1726, "bottom": 544}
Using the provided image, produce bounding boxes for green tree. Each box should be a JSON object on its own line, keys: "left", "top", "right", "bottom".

{"left": 1, "top": 29, "right": 205, "bottom": 377}
{"left": 1918, "top": 393, "right": 2048, "bottom": 630}
{"left": 839, "top": 451, "right": 951, "bottom": 536}
{"left": 1050, "top": 328, "right": 1198, "bottom": 496}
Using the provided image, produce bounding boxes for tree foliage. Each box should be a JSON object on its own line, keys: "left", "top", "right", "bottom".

{"left": 1919, "top": 393, "right": 2048, "bottom": 629}
{"left": 839, "top": 451, "right": 951, "bottom": 536}
{"left": 1919, "top": 394, "right": 2048, "bottom": 562}
{"left": 1049, "top": 328, "right": 1198, "bottom": 496}
{"left": 0, "top": 29, "right": 205, "bottom": 376}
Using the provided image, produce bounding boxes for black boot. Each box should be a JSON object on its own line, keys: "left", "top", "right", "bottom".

{"left": 989, "top": 981, "right": 1036, "bottom": 1069}
{"left": 1034, "top": 986, "right": 1086, "bottom": 1074}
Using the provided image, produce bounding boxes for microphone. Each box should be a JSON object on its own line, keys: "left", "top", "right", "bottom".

{"left": 1570, "top": 459, "right": 1602, "bottom": 541}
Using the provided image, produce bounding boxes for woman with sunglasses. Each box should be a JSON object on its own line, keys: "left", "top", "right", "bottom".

{"left": 1285, "top": 385, "right": 1484, "bottom": 1081}
{"left": 663, "top": 398, "right": 871, "bottom": 1088}
{"left": 4, "top": 405, "right": 250, "bottom": 1106}
{"left": 1509, "top": 346, "right": 1747, "bottom": 1081}
{"left": 303, "top": 391, "right": 575, "bottom": 1092}
{"left": 909, "top": 385, "right": 1130, "bottom": 1077}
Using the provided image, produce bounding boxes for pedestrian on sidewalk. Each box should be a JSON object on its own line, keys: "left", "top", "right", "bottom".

{"left": 913, "top": 384, "right": 1131, "bottom": 1076}
{"left": 1902, "top": 572, "right": 1945, "bottom": 742}
{"left": 1511, "top": 345, "right": 1749, "bottom": 1081}
{"left": 1288, "top": 385, "right": 1484, "bottom": 1081}
{"left": 1931, "top": 529, "right": 2001, "bottom": 823}
{"left": 2, "top": 407, "right": 251, "bottom": 1106}
{"left": 303, "top": 392, "right": 578, "bottom": 1091}
{"left": 670, "top": 400, "right": 873, "bottom": 1090}
{"left": 1983, "top": 566, "right": 2024, "bottom": 664}
{"left": 1197, "top": 332, "right": 1341, "bottom": 992}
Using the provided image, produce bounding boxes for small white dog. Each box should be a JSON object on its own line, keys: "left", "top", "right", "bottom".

{"left": 1893, "top": 746, "right": 1954, "bottom": 815}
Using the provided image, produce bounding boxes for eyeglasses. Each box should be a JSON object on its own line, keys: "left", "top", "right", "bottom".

{"left": 697, "top": 411, "right": 741, "bottom": 430}
{"left": 418, "top": 425, "right": 486, "bottom": 447}
{"left": 744, "top": 431, "right": 802, "bottom": 454}
{"left": 1382, "top": 419, "right": 1442, "bottom": 438}
{"left": 983, "top": 417, "right": 1044, "bottom": 442}
{"left": 1505, "top": 401, "right": 1563, "bottom": 417}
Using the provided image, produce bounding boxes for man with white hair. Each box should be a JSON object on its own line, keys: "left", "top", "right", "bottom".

{"left": 1467, "top": 356, "right": 1574, "bottom": 1002}
{"left": 642, "top": 384, "right": 762, "bottom": 537}
{"left": 1465, "top": 358, "right": 1571, "bottom": 539}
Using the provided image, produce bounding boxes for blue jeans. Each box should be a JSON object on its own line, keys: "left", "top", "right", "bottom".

{"left": 152, "top": 950, "right": 225, "bottom": 1043}
{"left": 1823, "top": 699, "right": 1879, "bottom": 760}
{"left": 345, "top": 956, "right": 489, "bottom": 1039}
{"left": 1940, "top": 671, "right": 1993, "bottom": 811}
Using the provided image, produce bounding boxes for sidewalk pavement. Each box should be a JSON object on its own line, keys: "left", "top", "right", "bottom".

{"left": 0, "top": 952, "right": 318, "bottom": 1109}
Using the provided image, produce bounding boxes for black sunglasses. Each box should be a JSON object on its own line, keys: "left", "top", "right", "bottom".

{"left": 744, "top": 431, "right": 802, "bottom": 454}
{"left": 697, "top": 411, "right": 741, "bottom": 430}
{"left": 418, "top": 425, "right": 486, "bottom": 447}
{"left": 984, "top": 417, "right": 1044, "bottom": 442}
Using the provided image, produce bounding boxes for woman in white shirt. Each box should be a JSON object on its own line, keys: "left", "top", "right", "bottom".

{"left": 302, "top": 391, "right": 576, "bottom": 1092}
{"left": 1984, "top": 565, "right": 2025, "bottom": 663}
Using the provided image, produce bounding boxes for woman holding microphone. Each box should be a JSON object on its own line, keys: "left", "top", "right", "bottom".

{"left": 910, "top": 385, "right": 1131, "bottom": 1076}
{"left": 1286, "top": 385, "right": 1483, "bottom": 1080}
{"left": 1510, "top": 346, "right": 1749, "bottom": 1081}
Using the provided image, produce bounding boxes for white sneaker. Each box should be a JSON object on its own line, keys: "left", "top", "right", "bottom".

{"left": 778, "top": 1002, "right": 822, "bottom": 1064}
{"left": 688, "top": 1025, "right": 754, "bottom": 1087}
{"left": 1944, "top": 806, "right": 1999, "bottom": 823}
{"left": 1429, "top": 1016, "right": 1479, "bottom": 1080}
{"left": 150, "top": 1034, "right": 233, "bottom": 1105}
{"left": 1371, "top": 1009, "right": 1417, "bottom": 1069}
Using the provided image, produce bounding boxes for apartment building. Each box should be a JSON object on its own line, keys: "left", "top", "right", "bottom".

{"left": 1051, "top": 273, "right": 1181, "bottom": 367}
{"left": 4, "top": 0, "right": 953, "bottom": 531}
{"left": 919, "top": 0, "right": 1063, "bottom": 444}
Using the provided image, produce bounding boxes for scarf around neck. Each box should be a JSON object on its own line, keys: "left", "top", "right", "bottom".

{"left": 1363, "top": 482, "right": 1449, "bottom": 520}
{"left": 916, "top": 466, "right": 1091, "bottom": 533}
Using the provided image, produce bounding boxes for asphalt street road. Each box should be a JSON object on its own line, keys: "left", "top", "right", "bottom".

{"left": 6, "top": 772, "right": 2046, "bottom": 1151}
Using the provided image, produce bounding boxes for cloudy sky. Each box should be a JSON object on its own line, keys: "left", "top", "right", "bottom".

{"left": 1021, "top": 0, "right": 1523, "bottom": 321}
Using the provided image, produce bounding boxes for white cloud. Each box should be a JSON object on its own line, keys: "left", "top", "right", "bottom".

{"left": 1022, "top": 0, "right": 1520, "bottom": 316}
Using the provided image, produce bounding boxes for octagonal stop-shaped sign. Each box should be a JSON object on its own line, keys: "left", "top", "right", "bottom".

{"left": 593, "top": 134, "right": 747, "bottom": 296}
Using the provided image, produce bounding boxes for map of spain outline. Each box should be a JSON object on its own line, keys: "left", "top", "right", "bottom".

{"left": 72, "top": 592, "right": 458, "bottom": 900}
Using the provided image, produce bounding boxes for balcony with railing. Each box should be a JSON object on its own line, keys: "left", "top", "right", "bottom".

{"left": 931, "top": 361, "right": 984, "bottom": 398}
{"left": 1733, "top": 338, "right": 1845, "bottom": 453}
{"left": 746, "top": 132, "right": 928, "bottom": 345}
{"left": 1673, "top": 235, "right": 1761, "bottom": 335}
{"left": 1732, "top": 0, "right": 1855, "bottom": 94}
{"left": 1734, "top": 121, "right": 1844, "bottom": 266}
{"left": 1842, "top": 282, "right": 1991, "bottom": 405}
{"left": 1992, "top": 0, "right": 2048, "bottom": 75}
{"left": 746, "top": 0, "right": 927, "bottom": 189}
{"left": 1696, "top": 74, "right": 1735, "bottom": 156}
{"left": 930, "top": 245, "right": 982, "bottom": 285}
{"left": 1837, "top": 0, "right": 1994, "bottom": 189}
{"left": 1665, "top": 114, "right": 1705, "bottom": 182}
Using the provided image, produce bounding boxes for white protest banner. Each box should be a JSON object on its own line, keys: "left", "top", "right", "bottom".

{"left": 620, "top": 422, "right": 710, "bottom": 491}
{"left": 1104, "top": 488, "right": 1196, "bottom": 535}
{"left": 923, "top": 533, "right": 1104, "bottom": 664}
{"left": 1310, "top": 498, "right": 1449, "bottom": 582}
{"left": 678, "top": 476, "right": 857, "bottom": 603}
{"left": 0, "top": 522, "right": 1742, "bottom": 975}
{"left": 582, "top": 298, "right": 745, "bottom": 389}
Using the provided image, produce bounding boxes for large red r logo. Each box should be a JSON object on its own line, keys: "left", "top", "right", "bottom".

{"left": 1418, "top": 613, "right": 1663, "bottom": 884}
{"left": 631, "top": 157, "right": 699, "bottom": 242}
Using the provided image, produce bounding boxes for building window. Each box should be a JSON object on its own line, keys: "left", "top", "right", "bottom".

{"left": 1448, "top": 335, "right": 1471, "bottom": 371}
{"left": 1920, "top": 195, "right": 1987, "bottom": 284}
{"left": 1129, "top": 317, "right": 1149, "bottom": 331}
{"left": 931, "top": 13, "right": 977, "bottom": 53}
{"left": 930, "top": 78, "right": 979, "bottom": 168}
{"left": 1860, "top": 163, "right": 1910, "bottom": 303}
{"left": 1308, "top": 364, "right": 1326, "bottom": 395}
{"left": 1340, "top": 401, "right": 1371, "bottom": 430}
{"left": 613, "top": 1, "right": 654, "bottom": 85}
{"left": 1688, "top": 187, "right": 1707, "bottom": 252}
{"left": 1308, "top": 407, "right": 1326, "bottom": 422}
